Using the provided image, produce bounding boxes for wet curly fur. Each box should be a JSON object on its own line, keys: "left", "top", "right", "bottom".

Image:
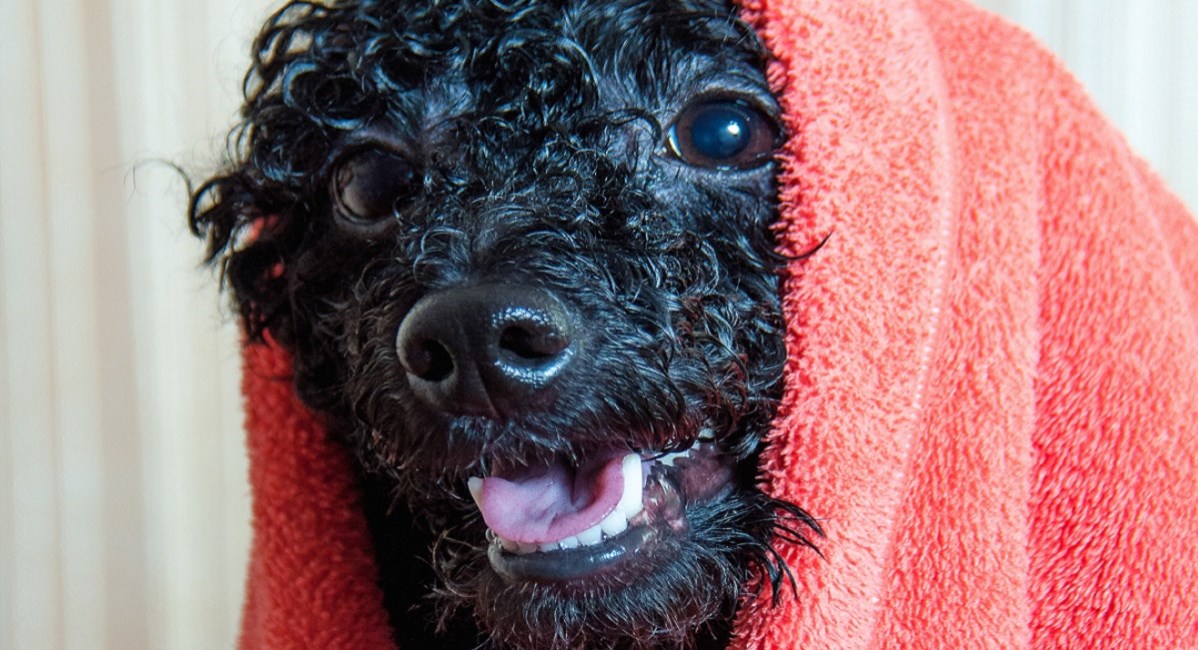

{"left": 191, "top": 0, "right": 821, "bottom": 647}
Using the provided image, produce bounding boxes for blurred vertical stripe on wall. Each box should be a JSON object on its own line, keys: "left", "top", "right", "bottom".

{"left": 1, "top": 0, "right": 266, "bottom": 648}
{"left": 975, "top": 0, "right": 1198, "bottom": 210}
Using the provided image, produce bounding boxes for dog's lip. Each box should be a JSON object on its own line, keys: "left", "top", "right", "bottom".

{"left": 487, "top": 524, "right": 657, "bottom": 583}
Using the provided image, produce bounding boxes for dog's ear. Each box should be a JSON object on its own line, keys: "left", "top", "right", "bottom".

{"left": 189, "top": 171, "right": 300, "bottom": 344}
{"left": 189, "top": 1, "right": 364, "bottom": 345}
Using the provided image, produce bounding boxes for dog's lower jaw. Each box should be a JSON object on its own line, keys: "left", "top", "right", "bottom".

{"left": 352, "top": 403, "right": 818, "bottom": 649}
{"left": 435, "top": 480, "right": 782, "bottom": 650}
{"left": 408, "top": 443, "right": 808, "bottom": 650}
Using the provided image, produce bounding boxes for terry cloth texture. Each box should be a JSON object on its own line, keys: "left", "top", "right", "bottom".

{"left": 236, "top": 0, "right": 1198, "bottom": 647}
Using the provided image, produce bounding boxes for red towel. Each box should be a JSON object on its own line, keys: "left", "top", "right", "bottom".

{"left": 237, "top": 0, "right": 1198, "bottom": 647}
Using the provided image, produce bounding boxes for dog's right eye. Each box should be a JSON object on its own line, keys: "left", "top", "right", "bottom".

{"left": 666, "top": 99, "right": 778, "bottom": 170}
{"left": 332, "top": 148, "right": 416, "bottom": 228}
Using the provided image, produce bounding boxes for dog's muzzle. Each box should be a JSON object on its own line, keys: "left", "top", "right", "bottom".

{"left": 394, "top": 283, "right": 735, "bottom": 585}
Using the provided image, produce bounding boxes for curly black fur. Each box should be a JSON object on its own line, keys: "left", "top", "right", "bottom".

{"left": 191, "top": 0, "right": 821, "bottom": 647}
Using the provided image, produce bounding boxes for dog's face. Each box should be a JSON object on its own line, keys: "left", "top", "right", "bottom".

{"left": 193, "top": 0, "right": 818, "bottom": 647}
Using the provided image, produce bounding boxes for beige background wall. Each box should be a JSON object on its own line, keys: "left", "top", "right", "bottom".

{"left": 1, "top": 1, "right": 1195, "bottom": 648}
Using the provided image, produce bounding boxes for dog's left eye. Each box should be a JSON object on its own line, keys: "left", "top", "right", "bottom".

{"left": 666, "top": 100, "right": 778, "bottom": 170}
{"left": 332, "top": 148, "right": 417, "bottom": 227}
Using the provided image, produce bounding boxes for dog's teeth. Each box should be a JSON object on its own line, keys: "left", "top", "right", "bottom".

{"left": 516, "top": 541, "right": 538, "bottom": 555}
{"left": 526, "top": 534, "right": 584, "bottom": 554}
{"left": 467, "top": 477, "right": 484, "bottom": 508}
{"left": 659, "top": 451, "right": 685, "bottom": 467}
{"left": 645, "top": 437, "right": 708, "bottom": 468}
{"left": 577, "top": 522, "right": 603, "bottom": 546}
{"left": 617, "top": 453, "right": 644, "bottom": 519}
{"left": 494, "top": 534, "right": 536, "bottom": 555}
{"left": 598, "top": 508, "right": 628, "bottom": 538}
{"left": 558, "top": 535, "right": 581, "bottom": 550}
{"left": 697, "top": 428, "right": 716, "bottom": 442}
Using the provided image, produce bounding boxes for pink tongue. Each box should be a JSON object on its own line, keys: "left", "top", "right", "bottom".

{"left": 478, "top": 450, "right": 626, "bottom": 545}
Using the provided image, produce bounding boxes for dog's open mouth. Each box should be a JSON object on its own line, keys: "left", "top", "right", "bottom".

{"left": 466, "top": 432, "right": 732, "bottom": 584}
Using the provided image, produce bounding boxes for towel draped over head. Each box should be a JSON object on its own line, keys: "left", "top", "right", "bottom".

{"left": 237, "top": 0, "right": 1198, "bottom": 647}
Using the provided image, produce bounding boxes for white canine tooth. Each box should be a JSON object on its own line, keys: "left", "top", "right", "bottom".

{"left": 499, "top": 536, "right": 519, "bottom": 553}
{"left": 539, "top": 541, "right": 561, "bottom": 553}
{"left": 599, "top": 509, "right": 628, "bottom": 537}
{"left": 617, "top": 453, "right": 644, "bottom": 518}
{"left": 577, "top": 523, "right": 603, "bottom": 546}
{"left": 467, "top": 477, "right": 484, "bottom": 508}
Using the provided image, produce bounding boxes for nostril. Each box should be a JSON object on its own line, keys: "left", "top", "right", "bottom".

{"left": 498, "top": 324, "right": 570, "bottom": 364}
{"left": 408, "top": 338, "right": 454, "bottom": 382}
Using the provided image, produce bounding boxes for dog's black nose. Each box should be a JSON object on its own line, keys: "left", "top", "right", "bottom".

{"left": 396, "top": 284, "right": 577, "bottom": 417}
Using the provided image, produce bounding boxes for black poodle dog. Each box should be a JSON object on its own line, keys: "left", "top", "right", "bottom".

{"left": 191, "top": 0, "right": 821, "bottom": 647}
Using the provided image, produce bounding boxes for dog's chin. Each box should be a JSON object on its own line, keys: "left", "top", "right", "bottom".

{"left": 427, "top": 441, "right": 784, "bottom": 650}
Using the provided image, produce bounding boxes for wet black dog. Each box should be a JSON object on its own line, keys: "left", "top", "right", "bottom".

{"left": 191, "top": 0, "right": 820, "bottom": 647}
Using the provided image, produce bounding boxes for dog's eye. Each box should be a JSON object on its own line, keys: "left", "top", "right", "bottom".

{"left": 666, "top": 100, "right": 778, "bottom": 169}
{"left": 332, "top": 148, "right": 416, "bottom": 227}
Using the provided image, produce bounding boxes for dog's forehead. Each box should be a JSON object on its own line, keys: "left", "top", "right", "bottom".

{"left": 370, "top": 0, "right": 768, "bottom": 124}
{"left": 242, "top": 0, "right": 778, "bottom": 195}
